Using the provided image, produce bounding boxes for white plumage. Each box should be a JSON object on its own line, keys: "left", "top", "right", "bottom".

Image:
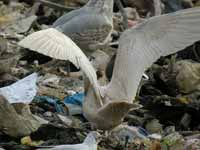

{"left": 105, "top": 7, "right": 200, "bottom": 101}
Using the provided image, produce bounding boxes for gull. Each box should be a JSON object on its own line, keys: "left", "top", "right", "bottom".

{"left": 19, "top": 7, "right": 200, "bottom": 130}
{"left": 36, "top": 131, "right": 101, "bottom": 150}
{"left": 51, "top": 0, "right": 114, "bottom": 54}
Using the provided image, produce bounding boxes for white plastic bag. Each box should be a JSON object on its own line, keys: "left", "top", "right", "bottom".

{"left": 0, "top": 73, "right": 38, "bottom": 104}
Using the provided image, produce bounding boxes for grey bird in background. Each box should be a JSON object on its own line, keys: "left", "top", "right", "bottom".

{"left": 19, "top": 7, "right": 200, "bottom": 130}
{"left": 52, "top": 0, "right": 114, "bottom": 55}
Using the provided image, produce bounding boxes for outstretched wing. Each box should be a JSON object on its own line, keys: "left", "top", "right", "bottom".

{"left": 105, "top": 7, "right": 200, "bottom": 102}
{"left": 18, "top": 28, "right": 99, "bottom": 93}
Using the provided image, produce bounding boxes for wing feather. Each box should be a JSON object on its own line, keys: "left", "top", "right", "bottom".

{"left": 18, "top": 28, "right": 99, "bottom": 92}
{"left": 106, "top": 7, "right": 200, "bottom": 101}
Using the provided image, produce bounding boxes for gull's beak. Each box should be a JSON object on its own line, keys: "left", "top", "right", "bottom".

{"left": 142, "top": 73, "right": 149, "bottom": 80}
{"left": 130, "top": 103, "right": 143, "bottom": 110}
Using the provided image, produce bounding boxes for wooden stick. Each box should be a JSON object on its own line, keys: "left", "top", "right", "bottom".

{"left": 35, "top": 0, "right": 78, "bottom": 11}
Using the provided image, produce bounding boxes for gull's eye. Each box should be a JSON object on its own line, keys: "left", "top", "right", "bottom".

{"left": 89, "top": 56, "right": 95, "bottom": 61}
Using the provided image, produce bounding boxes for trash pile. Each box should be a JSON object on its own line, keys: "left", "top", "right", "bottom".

{"left": 0, "top": 0, "right": 200, "bottom": 150}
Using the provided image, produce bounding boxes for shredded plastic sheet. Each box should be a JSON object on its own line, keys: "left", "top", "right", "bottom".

{"left": 34, "top": 96, "right": 66, "bottom": 113}
{"left": 34, "top": 93, "right": 84, "bottom": 115}
{"left": 64, "top": 92, "right": 84, "bottom": 106}
{"left": 37, "top": 131, "right": 99, "bottom": 150}
{"left": 0, "top": 73, "right": 38, "bottom": 104}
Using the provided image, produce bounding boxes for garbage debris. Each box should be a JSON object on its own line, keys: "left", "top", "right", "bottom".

{"left": 21, "top": 136, "right": 44, "bottom": 146}
{"left": 0, "top": 73, "right": 38, "bottom": 104}
{"left": 34, "top": 96, "right": 68, "bottom": 114}
{"left": 110, "top": 125, "right": 148, "bottom": 142}
{"left": 36, "top": 131, "right": 101, "bottom": 150}
{"left": 163, "top": 132, "right": 185, "bottom": 150}
{"left": 173, "top": 60, "right": 200, "bottom": 93}
{"left": 0, "top": 95, "right": 46, "bottom": 137}
{"left": 145, "top": 119, "right": 163, "bottom": 134}
{"left": 64, "top": 92, "right": 84, "bottom": 106}
{"left": 5, "top": 15, "right": 37, "bottom": 34}
{"left": 0, "top": 0, "right": 200, "bottom": 150}
{"left": 34, "top": 92, "right": 84, "bottom": 115}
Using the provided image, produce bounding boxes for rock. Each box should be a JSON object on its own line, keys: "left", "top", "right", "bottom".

{"left": 0, "top": 95, "right": 46, "bottom": 137}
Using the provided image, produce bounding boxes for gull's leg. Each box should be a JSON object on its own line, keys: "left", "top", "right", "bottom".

{"left": 66, "top": 61, "right": 71, "bottom": 76}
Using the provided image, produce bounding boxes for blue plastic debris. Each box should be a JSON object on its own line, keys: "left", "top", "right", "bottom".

{"left": 34, "top": 96, "right": 66, "bottom": 113}
{"left": 64, "top": 92, "right": 84, "bottom": 106}
{"left": 34, "top": 92, "right": 85, "bottom": 115}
